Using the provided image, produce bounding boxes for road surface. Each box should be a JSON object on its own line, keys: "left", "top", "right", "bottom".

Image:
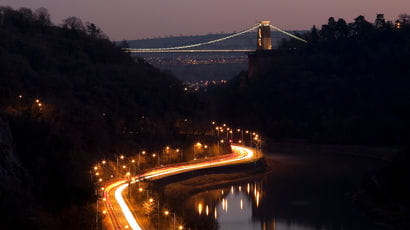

{"left": 103, "top": 145, "right": 258, "bottom": 230}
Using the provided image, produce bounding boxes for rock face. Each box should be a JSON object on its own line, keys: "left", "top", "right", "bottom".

{"left": 247, "top": 50, "right": 277, "bottom": 80}
{"left": 0, "top": 116, "right": 31, "bottom": 228}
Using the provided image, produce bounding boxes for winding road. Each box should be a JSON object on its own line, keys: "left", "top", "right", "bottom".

{"left": 103, "top": 145, "right": 258, "bottom": 230}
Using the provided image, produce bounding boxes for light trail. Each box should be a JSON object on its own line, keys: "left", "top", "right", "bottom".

{"left": 103, "top": 145, "right": 258, "bottom": 230}
{"left": 114, "top": 184, "right": 142, "bottom": 230}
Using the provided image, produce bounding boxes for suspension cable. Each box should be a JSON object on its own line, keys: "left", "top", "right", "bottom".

{"left": 270, "top": 24, "right": 308, "bottom": 43}
{"left": 125, "top": 24, "right": 260, "bottom": 52}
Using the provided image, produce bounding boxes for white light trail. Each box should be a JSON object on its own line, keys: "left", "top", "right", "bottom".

{"left": 105, "top": 145, "right": 257, "bottom": 230}
{"left": 114, "top": 183, "right": 143, "bottom": 230}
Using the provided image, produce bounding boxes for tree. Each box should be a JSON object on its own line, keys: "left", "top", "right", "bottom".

{"left": 336, "top": 18, "right": 349, "bottom": 39}
{"left": 350, "top": 15, "right": 373, "bottom": 37}
{"left": 85, "top": 22, "right": 107, "bottom": 39}
{"left": 398, "top": 14, "right": 410, "bottom": 24}
{"left": 34, "top": 7, "right": 51, "bottom": 26}
{"left": 310, "top": 25, "right": 319, "bottom": 42}
{"left": 62, "top": 16, "right": 85, "bottom": 31}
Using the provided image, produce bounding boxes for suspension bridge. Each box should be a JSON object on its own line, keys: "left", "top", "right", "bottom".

{"left": 124, "top": 21, "right": 307, "bottom": 53}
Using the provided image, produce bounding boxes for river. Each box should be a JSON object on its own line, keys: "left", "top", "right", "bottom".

{"left": 184, "top": 152, "right": 387, "bottom": 230}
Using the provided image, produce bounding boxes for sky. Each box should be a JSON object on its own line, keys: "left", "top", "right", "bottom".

{"left": 1, "top": 0, "right": 409, "bottom": 40}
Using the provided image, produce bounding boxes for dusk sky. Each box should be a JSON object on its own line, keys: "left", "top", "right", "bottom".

{"left": 1, "top": 0, "right": 409, "bottom": 40}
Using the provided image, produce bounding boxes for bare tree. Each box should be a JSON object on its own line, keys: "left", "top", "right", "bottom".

{"left": 85, "top": 22, "right": 107, "bottom": 39}
{"left": 35, "top": 7, "right": 51, "bottom": 26}
{"left": 62, "top": 16, "right": 85, "bottom": 31}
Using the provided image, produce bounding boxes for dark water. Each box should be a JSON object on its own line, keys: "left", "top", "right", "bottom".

{"left": 185, "top": 153, "right": 386, "bottom": 230}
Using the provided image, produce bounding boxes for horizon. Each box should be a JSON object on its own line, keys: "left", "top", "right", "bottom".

{"left": 1, "top": 0, "right": 409, "bottom": 41}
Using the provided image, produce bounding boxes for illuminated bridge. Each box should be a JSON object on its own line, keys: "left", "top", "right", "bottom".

{"left": 124, "top": 21, "right": 307, "bottom": 53}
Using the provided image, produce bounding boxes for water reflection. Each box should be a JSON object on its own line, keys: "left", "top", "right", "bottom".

{"left": 188, "top": 178, "right": 382, "bottom": 230}
{"left": 184, "top": 154, "right": 385, "bottom": 230}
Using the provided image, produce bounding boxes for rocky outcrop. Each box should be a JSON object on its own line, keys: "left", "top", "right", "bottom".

{"left": 0, "top": 116, "right": 32, "bottom": 228}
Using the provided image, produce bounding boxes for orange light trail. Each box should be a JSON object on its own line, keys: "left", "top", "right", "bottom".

{"left": 103, "top": 145, "right": 256, "bottom": 230}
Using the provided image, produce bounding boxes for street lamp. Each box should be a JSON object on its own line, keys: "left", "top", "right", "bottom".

{"left": 164, "top": 210, "right": 176, "bottom": 230}
{"left": 152, "top": 153, "right": 160, "bottom": 166}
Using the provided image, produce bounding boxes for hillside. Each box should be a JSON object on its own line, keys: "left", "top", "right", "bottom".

{"left": 0, "top": 6, "right": 195, "bottom": 229}
{"left": 204, "top": 15, "right": 410, "bottom": 146}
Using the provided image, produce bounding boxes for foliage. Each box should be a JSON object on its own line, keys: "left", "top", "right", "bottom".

{"left": 204, "top": 14, "right": 410, "bottom": 146}
{"left": 0, "top": 6, "right": 194, "bottom": 229}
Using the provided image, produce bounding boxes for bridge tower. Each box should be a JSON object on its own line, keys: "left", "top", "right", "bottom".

{"left": 257, "top": 21, "right": 272, "bottom": 50}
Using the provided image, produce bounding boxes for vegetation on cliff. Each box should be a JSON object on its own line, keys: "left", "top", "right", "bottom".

{"left": 204, "top": 14, "right": 410, "bottom": 146}
{"left": 0, "top": 6, "right": 196, "bottom": 229}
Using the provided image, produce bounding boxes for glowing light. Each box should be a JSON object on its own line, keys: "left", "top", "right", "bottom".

{"left": 256, "top": 192, "right": 260, "bottom": 207}
{"left": 164, "top": 210, "right": 169, "bottom": 216}
{"left": 102, "top": 160, "right": 106, "bottom": 164}
{"left": 114, "top": 183, "right": 143, "bottom": 229}
{"left": 120, "top": 155, "right": 124, "bottom": 159}
{"left": 206, "top": 205, "right": 209, "bottom": 216}
{"left": 240, "top": 199, "right": 243, "bottom": 210}
{"left": 138, "top": 187, "right": 143, "bottom": 192}
{"left": 198, "top": 203, "right": 203, "bottom": 215}
{"left": 103, "top": 145, "right": 256, "bottom": 230}
{"left": 214, "top": 208, "right": 218, "bottom": 219}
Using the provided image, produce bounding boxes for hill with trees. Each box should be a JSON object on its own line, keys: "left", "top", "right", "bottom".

{"left": 204, "top": 14, "right": 410, "bottom": 146}
{"left": 0, "top": 6, "right": 196, "bottom": 229}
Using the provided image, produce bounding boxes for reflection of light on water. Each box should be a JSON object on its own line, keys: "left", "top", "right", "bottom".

{"left": 231, "top": 186, "right": 234, "bottom": 194}
{"left": 206, "top": 205, "right": 209, "bottom": 216}
{"left": 240, "top": 199, "right": 243, "bottom": 210}
{"left": 247, "top": 183, "right": 250, "bottom": 194}
{"left": 198, "top": 203, "right": 203, "bottom": 215}
{"left": 214, "top": 208, "right": 217, "bottom": 219}
{"left": 239, "top": 185, "right": 242, "bottom": 192}
{"left": 256, "top": 192, "right": 260, "bottom": 207}
{"left": 221, "top": 189, "right": 224, "bottom": 195}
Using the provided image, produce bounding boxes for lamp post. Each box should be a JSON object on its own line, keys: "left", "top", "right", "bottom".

{"left": 164, "top": 210, "right": 176, "bottom": 230}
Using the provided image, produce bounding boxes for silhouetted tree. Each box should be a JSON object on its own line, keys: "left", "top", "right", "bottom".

{"left": 85, "top": 22, "right": 106, "bottom": 39}
{"left": 62, "top": 16, "right": 85, "bottom": 31}
{"left": 34, "top": 7, "right": 51, "bottom": 26}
